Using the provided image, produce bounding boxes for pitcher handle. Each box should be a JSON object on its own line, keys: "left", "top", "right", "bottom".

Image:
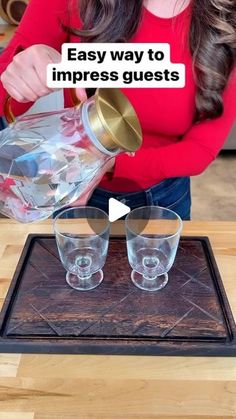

{"left": 4, "top": 95, "right": 15, "bottom": 124}
{"left": 3, "top": 88, "right": 81, "bottom": 124}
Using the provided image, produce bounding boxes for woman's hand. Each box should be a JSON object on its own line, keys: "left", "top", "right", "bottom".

{"left": 0, "top": 44, "right": 87, "bottom": 104}
{"left": 75, "top": 87, "right": 87, "bottom": 103}
{"left": 1, "top": 44, "right": 59, "bottom": 103}
{"left": 71, "top": 158, "right": 115, "bottom": 206}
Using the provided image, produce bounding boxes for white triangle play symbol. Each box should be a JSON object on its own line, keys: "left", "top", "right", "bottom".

{"left": 108, "top": 198, "right": 131, "bottom": 222}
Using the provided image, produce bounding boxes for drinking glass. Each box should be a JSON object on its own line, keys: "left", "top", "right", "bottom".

{"left": 54, "top": 207, "right": 110, "bottom": 291}
{"left": 125, "top": 206, "right": 182, "bottom": 291}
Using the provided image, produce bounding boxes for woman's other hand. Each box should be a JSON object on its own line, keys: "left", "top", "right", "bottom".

{"left": 1, "top": 44, "right": 61, "bottom": 103}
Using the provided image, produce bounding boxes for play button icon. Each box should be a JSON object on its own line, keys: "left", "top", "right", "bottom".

{"left": 108, "top": 198, "right": 131, "bottom": 222}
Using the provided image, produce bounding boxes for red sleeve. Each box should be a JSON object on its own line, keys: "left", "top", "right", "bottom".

{"left": 0, "top": 0, "right": 69, "bottom": 117}
{"left": 114, "top": 68, "right": 236, "bottom": 183}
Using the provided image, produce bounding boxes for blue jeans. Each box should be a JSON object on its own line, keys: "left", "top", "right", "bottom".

{"left": 87, "top": 177, "right": 191, "bottom": 220}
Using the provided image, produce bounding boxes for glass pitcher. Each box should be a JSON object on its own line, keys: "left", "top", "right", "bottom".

{"left": 0, "top": 88, "right": 142, "bottom": 223}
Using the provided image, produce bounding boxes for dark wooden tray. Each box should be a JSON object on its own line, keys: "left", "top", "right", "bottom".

{"left": 0, "top": 235, "right": 235, "bottom": 355}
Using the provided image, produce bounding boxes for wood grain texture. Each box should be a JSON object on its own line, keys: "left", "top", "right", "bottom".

{"left": 0, "top": 414, "right": 34, "bottom": 419}
{"left": 34, "top": 416, "right": 236, "bottom": 419}
{"left": 0, "top": 220, "right": 236, "bottom": 417}
{"left": 0, "top": 353, "right": 20, "bottom": 377}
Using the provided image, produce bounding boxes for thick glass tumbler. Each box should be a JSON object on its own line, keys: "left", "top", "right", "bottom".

{"left": 54, "top": 207, "right": 110, "bottom": 291}
{"left": 125, "top": 206, "right": 182, "bottom": 292}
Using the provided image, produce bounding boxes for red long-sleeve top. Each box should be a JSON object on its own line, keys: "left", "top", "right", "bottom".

{"left": 0, "top": 0, "right": 235, "bottom": 192}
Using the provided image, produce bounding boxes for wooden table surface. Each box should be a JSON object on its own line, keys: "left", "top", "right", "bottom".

{"left": 0, "top": 219, "right": 236, "bottom": 418}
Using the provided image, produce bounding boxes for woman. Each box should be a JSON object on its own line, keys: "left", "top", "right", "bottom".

{"left": 0, "top": 0, "right": 235, "bottom": 220}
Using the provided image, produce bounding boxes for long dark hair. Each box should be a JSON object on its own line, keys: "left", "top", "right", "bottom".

{"left": 67, "top": 0, "right": 236, "bottom": 121}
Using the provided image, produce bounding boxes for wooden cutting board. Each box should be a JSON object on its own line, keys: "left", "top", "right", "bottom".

{"left": 0, "top": 234, "right": 235, "bottom": 356}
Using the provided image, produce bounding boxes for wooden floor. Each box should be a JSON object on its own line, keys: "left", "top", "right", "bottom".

{"left": 192, "top": 154, "right": 236, "bottom": 221}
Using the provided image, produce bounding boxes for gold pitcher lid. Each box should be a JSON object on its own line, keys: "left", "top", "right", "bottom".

{"left": 88, "top": 88, "right": 142, "bottom": 152}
